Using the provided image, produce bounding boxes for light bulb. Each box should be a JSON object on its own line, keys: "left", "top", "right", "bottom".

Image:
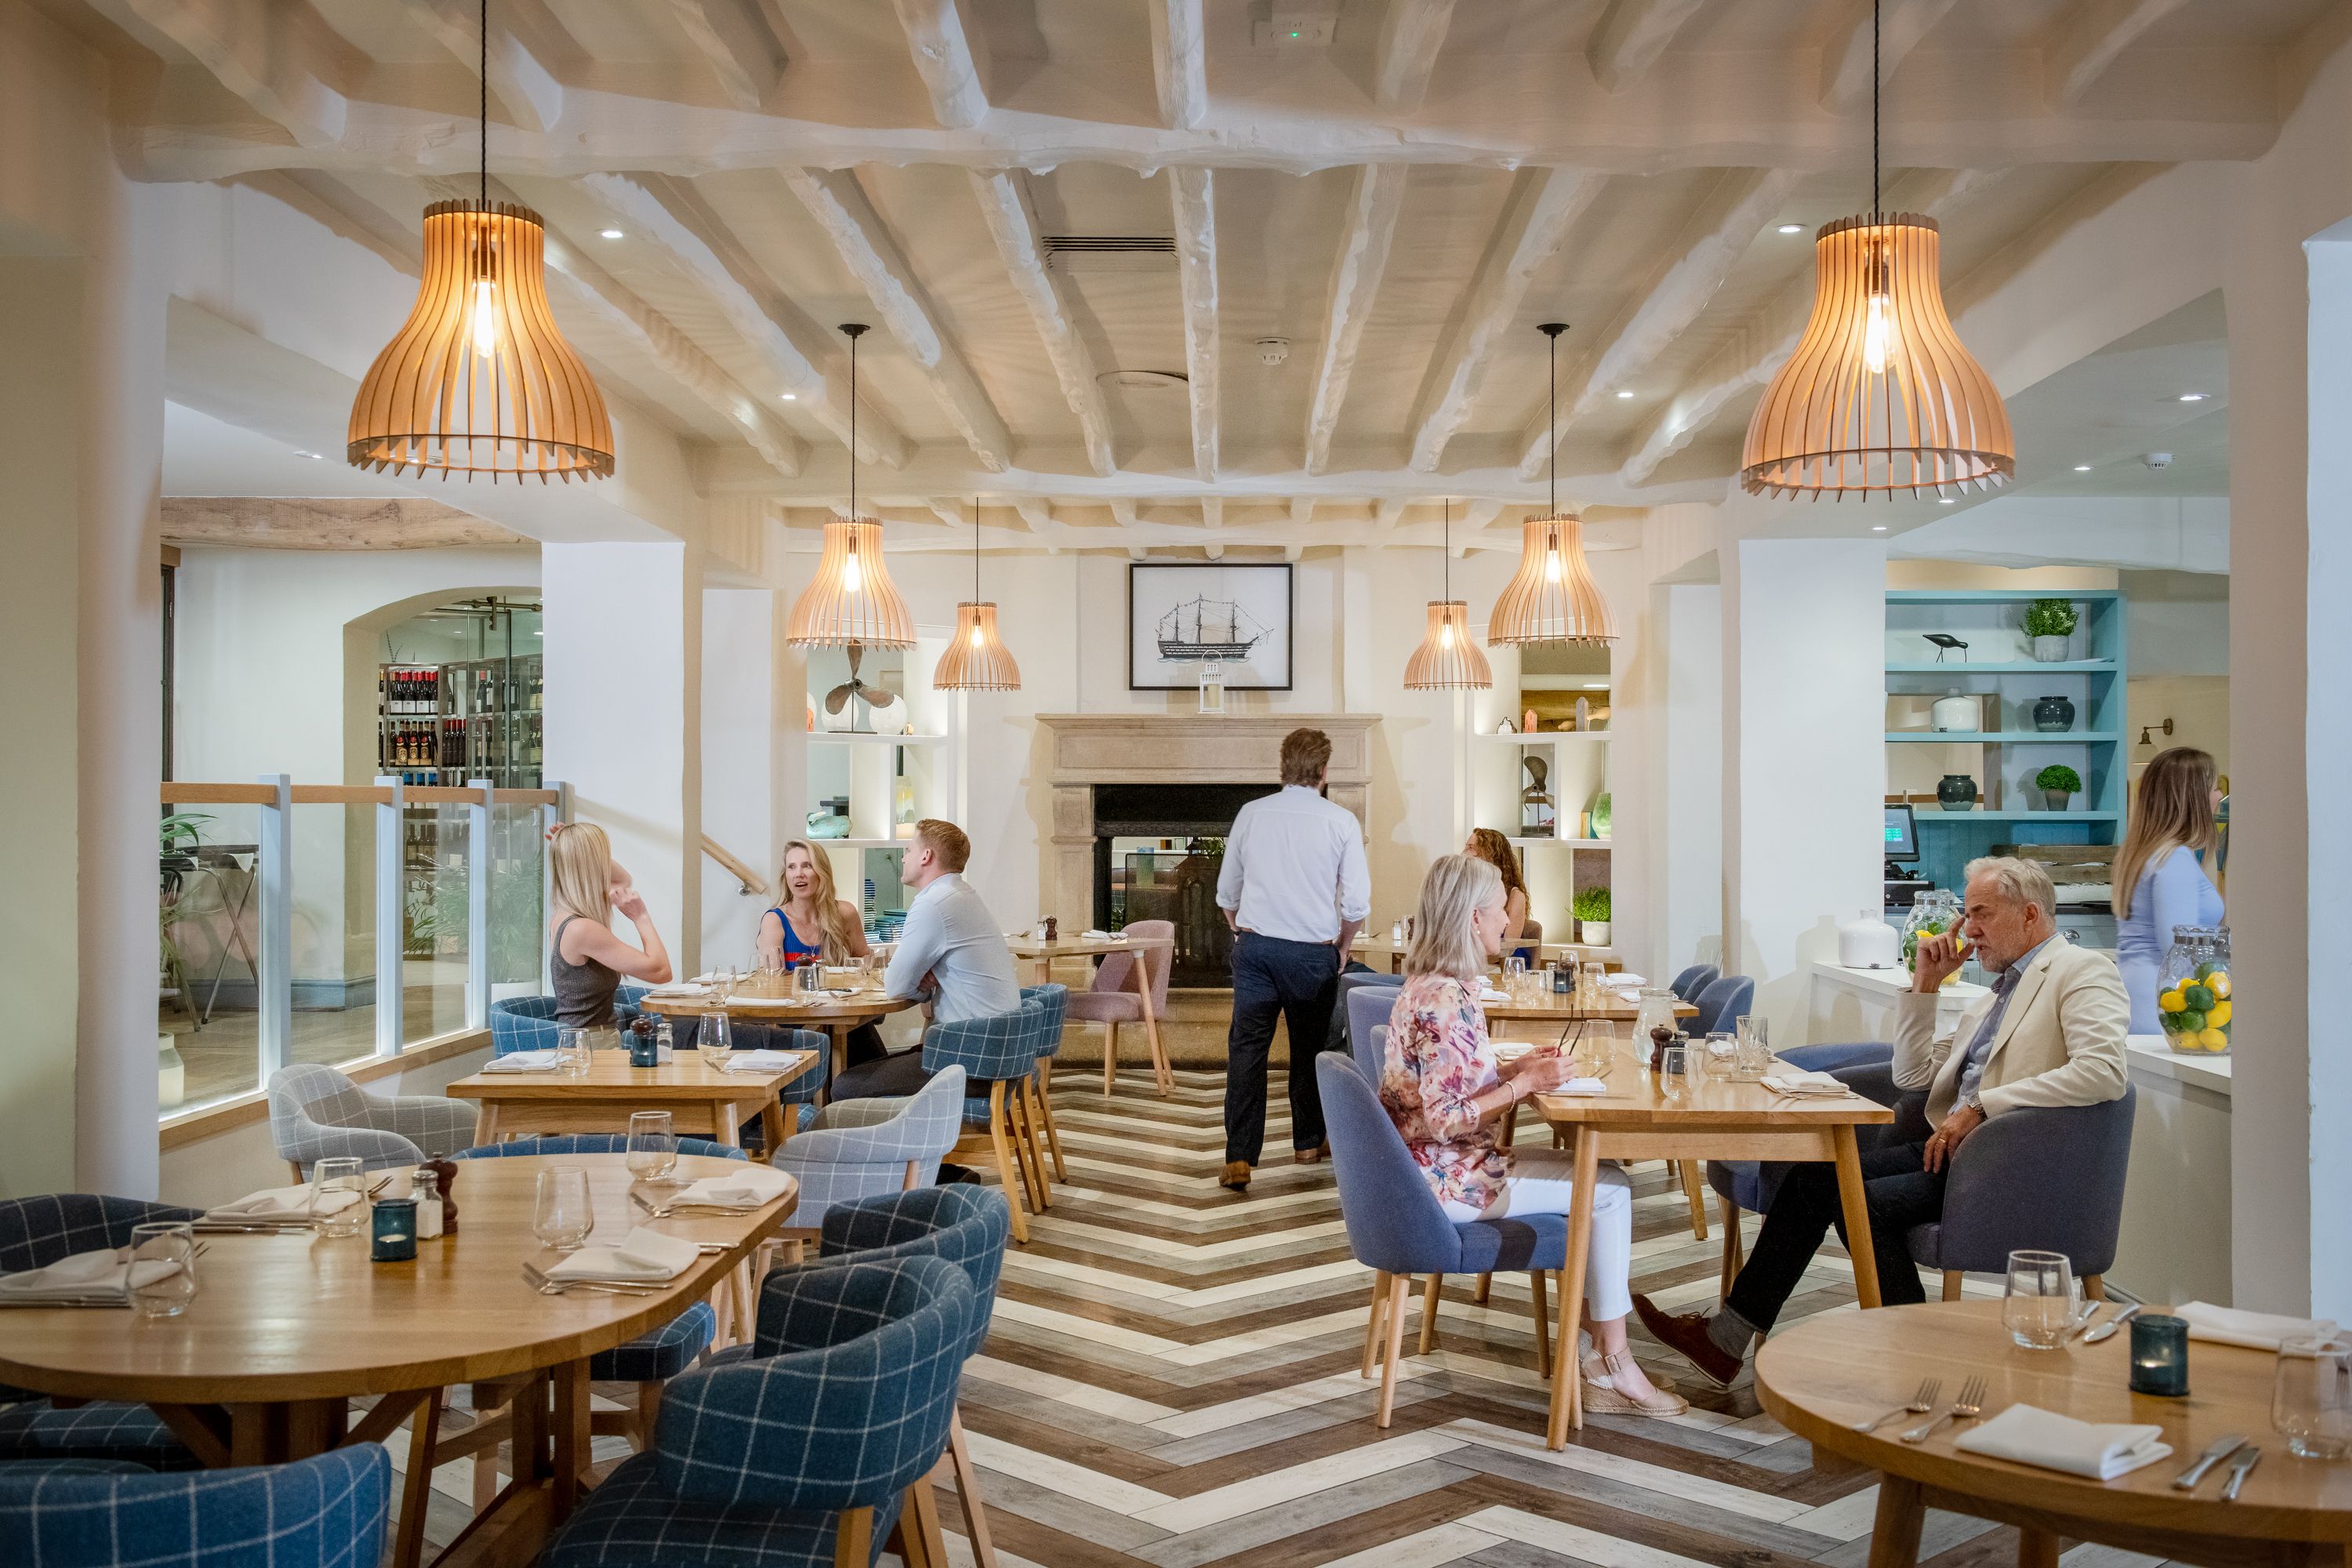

{"left": 1863, "top": 291, "right": 1893, "bottom": 375}
{"left": 1439, "top": 619, "right": 1455, "bottom": 648}
{"left": 841, "top": 550, "right": 863, "bottom": 594}
{"left": 1544, "top": 545, "right": 1563, "bottom": 584}
{"left": 470, "top": 278, "right": 499, "bottom": 358}
{"left": 969, "top": 622, "right": 984, "bottom": 648}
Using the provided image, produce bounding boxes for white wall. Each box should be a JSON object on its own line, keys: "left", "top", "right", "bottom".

{"left": 1650, "top": 583, "right": 1723, "bottom": 978}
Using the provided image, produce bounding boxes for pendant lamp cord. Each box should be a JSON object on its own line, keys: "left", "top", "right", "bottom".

{"left": 479, "top": 0, "right": 488, "bottom": 209}
{"left": 1548, "top": 332, "right": 1558, "bottom": 516}
{"left": 1443, "top": 497, "right": 1451, "bottom": 601}
{"left": 1871, "top": 0, "right": 1881, "bottom": 223}
{"left": 848, "top": 333, "right": 858, "bottom": 520}
{"left": 972, "top": 497, "right": 980, "bottom": 599}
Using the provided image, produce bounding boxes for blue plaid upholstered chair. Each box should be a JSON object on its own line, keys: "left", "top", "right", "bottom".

{"left": 491, "top": 989, "right": 652, "bottom": 1056}
{"left": 1018, "top": 984, "right": 1071, "bottom": 1191}
{"left": 539, "top": 1256, "right": 976, "bottom": 1568}
{"left": 771, "top": 1067, "right": 965, "bottom": 1251}
{"left": 264, "top": 1065, "right": 474, "bottom": 1181}
{"left": 663, "top": 1020, "right": 832, "bottom": 1149}
{"left": 920, "top": 998, "right": 1051, "bottom": 1244}
{"left": 0, "top": 1443, "right": 390, "bottom": 1568}
{"left": 0, "top": 1196, "right": 207, "bottom": 1472}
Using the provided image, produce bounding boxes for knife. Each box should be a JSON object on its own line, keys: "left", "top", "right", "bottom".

{"left": 2220, "top": 1445, "right": 2261, "bottom": 1501}
{"left": 2081, "top": 1303, "right": 2142, "bottom": 1344}
{"left": 2171, "top": 1433, "right": 2249, "bottom": 1491}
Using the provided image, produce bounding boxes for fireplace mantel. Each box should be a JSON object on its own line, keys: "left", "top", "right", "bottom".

{"left": 1032, "top": 713, "right": 1381, "bottom": 925}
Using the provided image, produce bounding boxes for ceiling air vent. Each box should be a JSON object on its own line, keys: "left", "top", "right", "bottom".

{"left": 1044, "top": 234, "right": 1177, "bottom": 274}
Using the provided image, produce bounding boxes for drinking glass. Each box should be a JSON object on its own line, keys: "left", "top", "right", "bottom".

{"left": 1504, "top": 956, "right": 1529, "bottom": 998}
{"left": 795, "top": 962, "right": 822, "bottom": 996}
{"left": 627, "top": 1110, "right": 678, "bottom": 1185}
{"left": 2274, "top": 1336, "right": 2352, "bottom": 1459}
{"left": 699, "top": 1008, "right": 733, "bottom": 1069}
{"left": 127, "top": 1221, "right": 198, "bottom": 1319}
{"left": 554, "top": 1025, "right": 589, "bottom": 1078}
{"left": 532, "top": 1166, "right": 594, "bottom": 1252}
{"left": 1658, "top": 1043, "right": 1689, "bottom": 1101}
{"left": 1731, "top": 1014, "right": 1773, "bottom": 1080}
{"left": 2002, "top": 1249, "right": 2085, "bottom": 1349}
{"left": 1704, "top": 1029, "right": 1738, "bottom": 1077}
{"left": 310, "top": 1156, "right": 370, "bottom": 1238}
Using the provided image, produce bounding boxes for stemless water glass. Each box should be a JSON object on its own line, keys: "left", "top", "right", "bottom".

{"left": 532, "top": 1166, "right": 594, "bottom": 1252}
{"left": 699, "top": 1008, "right": 733, "bottom": 1069}
{"left": 1658, "top": 1043, "right": 1690, "bottom": 1101}
{"left": 1731, "top": 1014, "right": 1773, "bottom": 1080}
{"left": 1704, "top": 1029, "right": 1738, "bottom": 1077}
{"left": 127, "top": 1221, "right": 198, "bottom": 1319}
{"left": 554, "top": 1025, "right": 589, "bottom": 1078}
{"left": 2003, "top": 1249, "right": 2085, "bottom": 1348}
{"left": 1504, "top": 955, "right": 1529, "bottom": 999}
{"left": 310, "top": 1156, "right": 370, "bottom": 1238}
{"left": 2274, "top": 1336, "right": 2352, "bottom": 1459}
{"left": 796, "top": 961, "right": 822, "bottom": 996}
{"left": 627, "top": 1110, "right": 679, "bottom": 1185}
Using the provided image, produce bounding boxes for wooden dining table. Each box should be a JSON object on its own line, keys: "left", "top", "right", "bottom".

{"left": 0, "top": 1155, "right": 796, "bottom": 1568}
{"left": 1484, "top": 988, "right": 1698, "bottom": 1028}
{"left": 442, "top": 1047, "right": 820, "bottom": 1153}
{"left": 1531, "top": 1046, "right": 1895, "bottom": 1449}
{"left": 1757, "top": 1299, "right": 2352, "bottom": 1567}
{"left": 635, "top": 977, "right": 916, "bottom": 1084}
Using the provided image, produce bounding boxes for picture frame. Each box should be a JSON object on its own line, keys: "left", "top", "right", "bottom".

{"left": 1127, "top": 562, "right": 1294, "bottom": 691}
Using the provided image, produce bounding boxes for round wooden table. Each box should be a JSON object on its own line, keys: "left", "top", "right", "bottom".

{"left": 1757, "top": 1299, "right": 2352, "bottom": 1567}
{"left": 636, "top": 978, "right": 919, "bottom": 1085}
{"left": 0, "top": 1156, "right": 797, "bottom": 1567}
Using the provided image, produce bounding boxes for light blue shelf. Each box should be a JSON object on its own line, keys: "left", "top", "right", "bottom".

{"left": 1913, "top": 810, "right": 2122, "bottom": 823}
{"left": 1885, "top": 731, "right": 2121, "bottom": 744}
{"left": 1885, "top": 661, "right": 2117, "bottom": 674}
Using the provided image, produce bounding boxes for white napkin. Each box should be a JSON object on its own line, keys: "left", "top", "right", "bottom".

{"left": 672, "top": 1163, "right": 793, "bottom": 1210}
{"left": 1476, "top": 986, "right": 1511, "bottom": 1003}
{"left": 2176, "top": 1301, "right": 2341, "bottom": 1351}
{"left": 484, "top": 1048, "right": 565, "bottom": 1073}
{"left": 1606, "top": 973, "right": 1647, "bottom": 987}
{"left": 1545, "top": 1078, "right": 1610, "bottom": 1097}
{"left": 718, "top": 1048, "right": 804, "bottom": 1073}
{"left": 0, "top": 1248, "right": 182, "bottom": 1304}
{"left": 1081, "top": 929, "right": 1120, "bottom": 941}
{"left": 209, "top": 1184, "right": 358, "bottom": 1221}
{"left": 546, "top": 1226, "right": 702, "bottom": 1283}
{"left": 641, "top": 983, "right": 711, "bottom": 998}
{"left": 1763, "top": 1070, "right": 1848, "bottom": 1097}
{"left": 1955, "top": 1404, "right": 2172, "bottom": 1479}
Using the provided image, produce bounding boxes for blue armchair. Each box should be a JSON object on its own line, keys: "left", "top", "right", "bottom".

{"left": 539, "top": 1257, "right": 976, "bottom": 1568}
{"left": 1668, "top": 964, "right": 1719, "bottom": 1002}
{"left": 1344, "top": 976, "right": 1403, "bottom": 1083}
{"left": 489, "top": 989, "right": 652, "bottom": 1057}
{"left": 0, "top": 1444, "right": 390, "bottom": 1568}
{"left": 1318, "top": 1055, "right": 1570, "bottom": 1428}
{"left": 0, "top": 1196, "right": 207, "bottom": 1472}
{"left": 1682, "top": 974, "right": 1755, "bottom": 1039}
{"left": 924, "top": 998, "right": 1054, "bottom": 1244}
{"left": 1021, "top": 984, "right": 1071, "bottom": 1187}
{"left": 666, "top": 1019, "right": 831, "bottom": 1148}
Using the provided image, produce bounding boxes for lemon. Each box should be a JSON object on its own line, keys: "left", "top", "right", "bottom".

{"left": 2209, "top": 971, "right": 2231, "bottom": 1000}
{"left": 2198, "top": 1028, "right": 2228, "bottom": 1051}
{"left": 2209, "top": 999, "right": 2231, "bottom": 1027}
{"left": 2182, "top": 983, "right": 2216, "bottom": 1012}
{"left": 2158, "top": 989, "right": 2186, "bottom": 1013}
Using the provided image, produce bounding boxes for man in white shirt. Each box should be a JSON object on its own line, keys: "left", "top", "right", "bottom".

{"left": 1214, "top": 728, "right": 1372, "bottom": 1190}
{"left": 833, "top": 818, "right": 1022, "bottom": 1102}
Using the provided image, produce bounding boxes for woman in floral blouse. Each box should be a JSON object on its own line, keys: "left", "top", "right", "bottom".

{"left": 1381, "top": 854, "right": 1683, "bottom": 1417}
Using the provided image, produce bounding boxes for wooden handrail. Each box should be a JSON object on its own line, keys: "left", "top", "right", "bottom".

{"left": 162, "top": 782, "right": 558, "bottom": 808}
{"left": 702, "top": 834, "right": 766, "bottom": 897}
{"left": 160, "top": 782, "right": 278, "bottom": 805}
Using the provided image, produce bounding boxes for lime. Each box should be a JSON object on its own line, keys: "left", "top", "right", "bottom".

{"left": 2158, "top": 1011, "right": 2184, "bottom": 1033}
{"left": 2176, "top": 1009, "right": 2206, "bottom": 1033}
{"left": 2194, "top": 961, "right": 2220, "bottom": 980}
{"left": 2182, "top": 984, "right": 2216, "bottom": 1012}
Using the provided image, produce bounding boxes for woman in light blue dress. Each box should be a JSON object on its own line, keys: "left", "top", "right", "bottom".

{"left": 2111, "top": 747, "right": 2224, "bottom": 1034}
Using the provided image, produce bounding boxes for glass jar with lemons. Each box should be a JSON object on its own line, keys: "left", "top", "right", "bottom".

{"left": 2154, "top": 924, "right": 2231, "bottom": 1054}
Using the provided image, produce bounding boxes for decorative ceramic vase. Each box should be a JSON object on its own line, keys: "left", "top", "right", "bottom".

{"left": 2031, "top": 634, "right": 2072, "bottom": 663}
{"left": 2044, "top": 788, "right": 2074, "bottom": 812}
{"left": 1931, "top": 691, "right": 1977, "bottom": 732}
{"left": 1590, "top": 793, "right": 1612, "bottom": 840}
{"left": 2032, "top": 695, "right": 2075, "bottom": 732}
{"left": 1580, "top": 920, "right": 1611, "bottom": 947}
{"left": 1937, "top": 773, "right": 1978, "bottom": 811}
{"left": 1523, "top": 707, "right": 1539, "bottom": 735}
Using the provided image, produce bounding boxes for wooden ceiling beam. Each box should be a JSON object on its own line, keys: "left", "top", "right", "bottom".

{"left": 125, "top": 0, "right": 351, "bottom": 147}
{"left": 968, "top": 170, "right": 1116, "bottom": 477}
{"left": 1303, "top": 164, "right": 1407, "bottom": 477}
{"left": 1373, "top": 0, "right": 1457, "bottom": 111}
{"left": 1170, "top": 165, "right": 1221, "bottom": 481}
{"left": 2045, "top": 0, "right": 2196, "bottom": 108}
{"left": 394, "top": 0, "right": 564, "bottom": 134}
{"left": 1148, "top": 0, "right": 1208, "bottom": 129}
{"left": 666, "top": 0, "right": 788, "bottom": 114}
{"left": 1820, "top": 0, "right": 1964, "bottom": 114}
{"left": 1585, "top": 0, "right": 1708, "bottom": 94}
{"left": 891, "top": 0, "right": 990, "bottom": 129}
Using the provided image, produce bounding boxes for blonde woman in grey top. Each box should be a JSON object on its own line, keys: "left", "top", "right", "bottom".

{"left": 546, "top": 822, "right": 673, "bottom": 1027}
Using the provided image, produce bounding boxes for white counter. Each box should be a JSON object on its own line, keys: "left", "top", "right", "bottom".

{"left": 1809, "top": 962, "right": 1986, "bottom": 1044}
{"left": 2114, "top": 1034, "right": 2232, "bottom": 1307}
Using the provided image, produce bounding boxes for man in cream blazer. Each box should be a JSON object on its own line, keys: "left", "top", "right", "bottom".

{"left": 1635, "top": 855, "right": 2128, "bottom": 1385}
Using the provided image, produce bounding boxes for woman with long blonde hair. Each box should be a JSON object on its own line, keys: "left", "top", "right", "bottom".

{"left": 757, "top": 840, "right": 870, "bottom": 967}
{"left": 1377, "top": 854, "right": 1684, "bottom": 1417}
{"left": 546, "top": 822, "right": 673, "bottom": 1027}
{"left": 2112, "top": 746, "right": 2223, "bottom": 1033}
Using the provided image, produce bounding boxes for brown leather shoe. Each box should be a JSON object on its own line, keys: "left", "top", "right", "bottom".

{"left": 1630, "top": 1292, "right": 1745, "bottom": 1388}
{"left": 1218, "top": 1161, "right": 1252, "bottom": 1191}
{"left": 1293, "top": 1142, "right": 1329, "bottom": 1165}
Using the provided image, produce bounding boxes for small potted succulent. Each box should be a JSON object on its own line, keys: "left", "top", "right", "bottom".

{"left": 2024, "top": 598, "right": 2079, "bottom": 662}
{"left": 1572, "top": 885, "right": 1613, "bottom": 948}
{"left": 2035, "top": 764, "right": 2083, "bottom": 811}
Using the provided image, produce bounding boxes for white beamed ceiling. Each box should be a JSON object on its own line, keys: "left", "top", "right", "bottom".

{"left": 53, "top": 0, "right": 2328, "bottom": 549}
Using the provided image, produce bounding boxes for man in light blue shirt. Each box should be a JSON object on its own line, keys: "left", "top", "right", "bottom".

{"left": 1215, "top": 728, "right": 1372, "bottom": 1190}
{"left": 833, "top": 818, "right": 1021, "bottom": 1102}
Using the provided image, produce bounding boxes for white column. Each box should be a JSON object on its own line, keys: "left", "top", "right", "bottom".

{"left": 699, "top": 586, "right": 804, "bottom": 968}
{"left": 1651, "top": 583, "right": 1724, "bottom": 980}
{"left": 1722, "top": 535, "right": 1888, "bottom": 1045}
{"left": 543, "top": 542, "right": 704, "bottom": 979}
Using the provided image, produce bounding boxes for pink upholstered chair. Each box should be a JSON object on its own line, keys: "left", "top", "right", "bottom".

{"left": 1068, "top": 920, "right": 1174, "bottom": 1097}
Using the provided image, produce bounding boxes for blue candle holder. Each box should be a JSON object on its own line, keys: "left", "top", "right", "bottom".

{"left": 628, "top": 1029, "right": 660, "bottom": 1068}
{"left": 371, "top": 1197, "right": 418, "bottom": 1263}
{"left": 2130, "top": 1313, "right": 2190, "bottom": 1397}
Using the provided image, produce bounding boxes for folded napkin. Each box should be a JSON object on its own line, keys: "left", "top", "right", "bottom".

{"left": 483, "top": 1048, "right": 565, "bottom": 1073}
{"left": 208, "top": 1184, "right": 359, "bottom": 1221}
{"left": 1607, "top": 973, "right": 1647, "bottom": 987}
{"left": 0, "top": 1248, "right": 183, "bottom": 1305}
{"left": 1081, "top": 929, "right": 1120, "bottom": 941}
{"left": 1763, "top": 1070, "right": 1848, "bottom": 1097}
{"left": 1476, "top": 986, "right": 1511, "bottom": 1003}
{"left": 641, "top": 983, "right": 711, "bottom": 998}
{"left": 546, "top": 1226, "right": 702, "bottom": 1284}
{"left": 718, "top": 1048, "right": 805, "bottom": 1073}
{"left": 1544, "top": 1078, "right": 1610, "bottom": 1098}
{"left": 672, "top": 1163, "right": 793, "bottom": 1210}
{"left": 2176, "top": 1301, "right": 2341, "bottom": 1351}
{"left": 1955, "top": 1404, "right": 2171, "bottom": 1479}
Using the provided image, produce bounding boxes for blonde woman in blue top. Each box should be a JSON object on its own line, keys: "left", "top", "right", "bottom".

{"left": 2111, "top": 747, "right": 2225, "bottom": 1034}
{"left": 757, "top": 840, "right": 869, "bottom": 970}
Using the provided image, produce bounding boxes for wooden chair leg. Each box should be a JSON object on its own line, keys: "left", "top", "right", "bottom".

{"left": 1719, "top": 1192, "right": 1744, "bottom": 1301}
{"left": 1145, "top": 1013, "right": 1171, "bottom": 1096}
{"left": 1376, "top": 1272, "right": 1410, "bottom": 1428}
{"left": 1031, "top": 1067, "right": 1068, "bottom": 1182}
{"left": 1679, "top": 1160, "right": 1709, "bottom": 1240}
{"left": 393, "top": 1388, "right": 442, "bottom": 1568}
{"left": 1102, "top": 1019, "right": 1120, "bottom": 1096}
{"left": 635, "top": 1380, "right": 664, "bottom": 1450}
{"left": 1943, "top": 1270, "right": 1965, "bottom": 1301}
{"left": 983, "top": 1084, "right": 1030, "bottom": 1244}
{"left": 286, "top": 1160, "right": 307, "bottom": 1185}
{"left": 1359, "top": 1272, "right": 1391, "bottom": 1379}
{"left": 1007, "top": 1078, "right": 1049, "bottom": 1211}
{"left": 831, "top": 1504, "right": 873, "bottom": 1568}
{"left": 946, "top": 1411, "right": 1000, "bottom": 1568}
{"left": 1528, "top": 1270, "right": 1552, "bottom": 1381}
{"left": 2083, "top": 1273, "right": 2104, "bottom": 1301}
{"left": 1417, "top": 1273, "right": 1443, "bottom": 1356}
{"left": 897, "top": 1475, "right": 949, "bottom": 1568}
{"left": 1475, "top": 1273, "right": 1492, "bottom": 1305}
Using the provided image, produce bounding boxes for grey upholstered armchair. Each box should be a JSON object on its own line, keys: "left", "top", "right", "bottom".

{"left": 266, "top": 1064, "right": 477, "bottom": 1180}
{"left": 775, "top": 1066, "right": 967, "bottom": 1250}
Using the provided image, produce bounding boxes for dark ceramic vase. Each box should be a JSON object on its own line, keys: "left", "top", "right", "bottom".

{"left": 2032, "top": 695, "right": 2075, "bottom": 733}
{"left": 1937, "top": 773, "right": 1979, "bottom": 811}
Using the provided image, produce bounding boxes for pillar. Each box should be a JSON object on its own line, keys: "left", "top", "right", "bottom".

{"left": 699, "top": 586, "right": 806, "bottom": 968}
{"left": 1651, "top": 582, "right": 1724, "bottom": 978}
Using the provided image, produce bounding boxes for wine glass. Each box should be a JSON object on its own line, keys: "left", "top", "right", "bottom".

{"left": 128, "top": 1222, "right": 199, "bottom": 1319}
{"left": 627, "top": 1111, "right": 678, "bottom": 1185}
{"left": 310, "top": 1156, "right": 369, "bottom": 1238}
{"left": 532, "top": 1167, "right": 594, "bottom": 1252}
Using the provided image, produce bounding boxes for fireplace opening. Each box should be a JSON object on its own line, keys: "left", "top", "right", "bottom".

{"left": 1092, "top": 782, "right": 1277, "bottom": 988}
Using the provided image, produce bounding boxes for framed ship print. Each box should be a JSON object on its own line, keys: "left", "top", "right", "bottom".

{"left": 1127, "top": 562, "right": 1294, "bottom": 691}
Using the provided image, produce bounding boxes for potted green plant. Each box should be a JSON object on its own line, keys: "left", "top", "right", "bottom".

{"left": 1572, "top": 885, "right": 1613, "bottom": 948}
{"left": 2024, "top": 598, "right": 2078, "bottom": 662}
{"left": 2035, "top": 763, "right": 2083, "bottom": 811}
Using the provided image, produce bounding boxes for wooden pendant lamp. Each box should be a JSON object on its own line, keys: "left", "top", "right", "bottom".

{"left": 787, "top": 325, "right": 915, "bottom": 648}
{"left": 347, "top": 0, "right": 611, "bottom": 482}
{"left": 1739, "top": 0, "right": 2013, "bottom": 499}
{"left": 931, "top": 499, "right": 1021, "bottom": 690}
{"left": 1490, "top": 324, "right": 1613, "bottom": 645}
{"left": 1403, "top": 498, "right": 1492, "bottom": 690}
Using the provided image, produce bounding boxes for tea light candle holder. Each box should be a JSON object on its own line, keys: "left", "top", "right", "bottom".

{"left": 371, "top": 1197, "right": 419, "bottom": 1263}
{"left": 2130, "top": 1313, "right": 2190, "bottom": 1397}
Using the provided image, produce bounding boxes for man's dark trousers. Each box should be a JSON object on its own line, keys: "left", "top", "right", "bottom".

{"left": 1724, "top": 1141, "right": 1946, "bottom": 1330}
{"left": 1223, "top": 932, "right": 1341, "bottom": 1166}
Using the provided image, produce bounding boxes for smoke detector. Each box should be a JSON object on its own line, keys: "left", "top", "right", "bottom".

{"left": 2143, "top": 452, "right": 2174, "bottom": 470}
{"left": 1255, "top": 337, "right": 1290, "bottom": 366}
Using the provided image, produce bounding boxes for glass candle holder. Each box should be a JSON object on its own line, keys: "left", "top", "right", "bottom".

{"left": 2130, "top": 1313, "right": 2190, "bottom": 1397}
{"left": 371, "top": 1197, "right": 419, "bottom": 1263}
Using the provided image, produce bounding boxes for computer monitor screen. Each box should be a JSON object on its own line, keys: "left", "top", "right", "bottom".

{"left": 1883, "top": 805, "right": 1918, "bottom": 863}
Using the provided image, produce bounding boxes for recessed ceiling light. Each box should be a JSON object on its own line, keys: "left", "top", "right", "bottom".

{"left": 2178, "top": 392, "right": 2206, "bottom": 401}
{"left": 1871, "top": 524, "right": 1888, "bottom": 531}
{"left": 1939, "top": 498, "right": 1956, "bottom": 505}
{"left": 2073, "top": 464, "right": 2092, "bottom": 471}
{"left": 1777, "top": 223, "right": 1803, "bottom": 234}
{"left": 1615, "top": 389, "right": 1635, "bottom": 399}
{"left": 296, "top": 450, "right": 324, "bottom": 459}
{"left": 781, "top": 393, "right": 797, "bottom": 401}
{"left": 598, "top": 228, "right": 624, "bottom": 240}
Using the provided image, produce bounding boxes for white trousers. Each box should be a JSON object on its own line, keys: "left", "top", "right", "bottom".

{"left": 1442, "top": 1154, "right": 1635, "bottom": 1322}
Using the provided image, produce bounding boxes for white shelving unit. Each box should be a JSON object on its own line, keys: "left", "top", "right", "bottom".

{"left": 1459, "top": 646, "right": 1615, "bottom": 950}
{"left": 803, "top": 633, "right": 964, "bottom": 927}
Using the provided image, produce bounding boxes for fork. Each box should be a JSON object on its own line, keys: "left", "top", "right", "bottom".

{"left": 520, "top": 1262, "right": 662, "bottom": 1297}
{"left": 1853, "top": 1377, "right": 1940, "bottom": 1433}
{"left": 1900, "top": 1376, "right": 1987, "bottom": 1443}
